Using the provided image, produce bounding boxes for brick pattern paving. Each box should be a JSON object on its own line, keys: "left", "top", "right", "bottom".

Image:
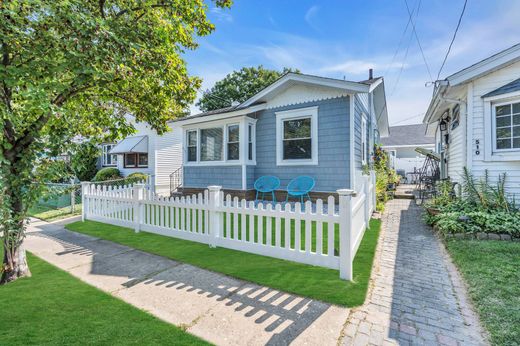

{"left": 340, "top": 199, "right": 488, "bottom": 346}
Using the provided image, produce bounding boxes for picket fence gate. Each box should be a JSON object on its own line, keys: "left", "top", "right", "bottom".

{"left": 82, "top": 172, "right": 375, "bottom": 280}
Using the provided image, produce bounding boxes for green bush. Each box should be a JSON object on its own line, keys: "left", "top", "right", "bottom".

{"left": 70, "top": 141, "right": 100, "bottom": 181}
{"left": 126, "top": 172, "right": 148, "bottom": 184}
{"left": 93, "top": 167, "right": 122, "bottom": 182}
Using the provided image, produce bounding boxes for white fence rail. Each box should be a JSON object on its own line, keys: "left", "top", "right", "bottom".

{"left": 82, "top": 172, "right": 376, "bottom": 280}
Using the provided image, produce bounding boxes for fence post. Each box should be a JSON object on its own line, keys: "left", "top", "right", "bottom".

{"left": 337, "top": 188, "right": 355, "bottom": 280}
{"left": 364, "top": 175, "right": 371, "bottom": 227}
{"left": 371, "top": 170, "right": 376, "bottom": 212}
{"left": 81, "top": 182, "right": 90, "bottom": 222}
{"left": 133, "top": 183, "right": 145, "bottom": 233}
{"left": 208, "top": 185, "right": 222, "bottom": 248}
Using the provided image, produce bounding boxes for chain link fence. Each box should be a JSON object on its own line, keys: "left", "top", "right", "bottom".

{"left": 29, "top": 182, "right": 82, "bottom": 221}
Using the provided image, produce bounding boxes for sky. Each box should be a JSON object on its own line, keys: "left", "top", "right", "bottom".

{"left": 184, "top": 0, "right": 520, "bottom": 125}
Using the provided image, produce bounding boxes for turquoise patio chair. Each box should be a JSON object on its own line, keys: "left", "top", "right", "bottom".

{"left": 254, "top": 176, "right": 281, "bottom": 202}
{"left": 286, "top": 176, "right": 315, "bottom": 203}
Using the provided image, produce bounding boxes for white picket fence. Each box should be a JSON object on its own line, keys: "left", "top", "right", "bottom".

{"left": 81, "top": 172, "right": 376, "bottom": 280}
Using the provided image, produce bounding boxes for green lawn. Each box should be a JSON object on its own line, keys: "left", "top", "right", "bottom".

{"left": 66, "top": 218, "right": 381, "bottom": 307}
{"left": 446, "top": 239, "right": 520, "bottom": 345}
{"left": 28, "top": 203, "right": 82, "bottom": 222}
{"left": 0, "top": 249, "right": 208, "bottom": 345}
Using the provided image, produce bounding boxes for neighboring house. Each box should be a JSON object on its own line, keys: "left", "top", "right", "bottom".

{"left": 170, "top": 72, "right": 389, "bottom": 199}
{"left": 381, "top": 124, "right": 435, "bottom": 180}
{"left": 99, "top": 119, "right": 183, "bottom": 195}
{"left": 423, "top": 43, "right": 520, "bottom": 196}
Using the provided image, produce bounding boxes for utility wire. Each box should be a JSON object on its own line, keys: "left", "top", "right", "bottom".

{"left": 437, "top": 0, "right": 468, "bottom": 80}
{"left": 403, "top": 0, "right": 433, "bottom": 82}
{"left": 383, "top": 2, "right": 416, "bottom": 77}
{"left": 391, "top": 112, "right": 425, "bottom": 125}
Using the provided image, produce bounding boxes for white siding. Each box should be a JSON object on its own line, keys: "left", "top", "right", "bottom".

{"left": 470, "top": 60, "right": 520, "bottom": 196}
{"left": 447, "top": 102, "right": 467, "bottom": 182}
{"left": 154, "top": 124, "right": 183, "bottom": 195}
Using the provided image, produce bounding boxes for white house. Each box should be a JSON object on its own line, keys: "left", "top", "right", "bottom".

{"left": 381, "top": 124, "right": 435, "bottom": 182}
{"left": 100, "top": 119, "right": 183, "bottom": 196}
{"left": 423, "top": 43, "right": 520, "bottom": 196}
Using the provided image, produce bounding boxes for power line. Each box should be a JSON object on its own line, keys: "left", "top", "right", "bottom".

{"left": 391, "top": 112, "right": 425, "bottom": 125}
{"left": 403, "top": 0, "right": 433, "bottom": 82}
{"left": 437, "top": 0, "right": 468, "bottom": 80}
{"left": 384, "top": 2, "right": 416, "bottom": 77}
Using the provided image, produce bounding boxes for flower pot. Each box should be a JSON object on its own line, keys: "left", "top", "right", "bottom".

{"left": 426, "top": 207, "right": 441, "bottom": 216}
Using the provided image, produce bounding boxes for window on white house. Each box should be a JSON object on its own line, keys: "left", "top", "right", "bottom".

{"left": 200, "top": 127, "right": 223, "bottom": 161}
{"left": 227, "top": 124, "right": 239, "bottom": 160}
{"left": 248, "top": 124, "right": 254, "bottom": 161}
{"left": 495, "top": 102, "right": 520, "bottom": 150}
{"left": 283, "top": 117, "right": 312, "bottom": 160}
{"left": 361, "top": 117, "right": 367, "bottom": 164}
{"left": 102, "top": 144, "right": 117, "bottom": 166}
{"left": 187, "top": 130, "right": 197, "bottom": 162}
{"left": 124, "top": 153, "right": 148, "bottom": 168}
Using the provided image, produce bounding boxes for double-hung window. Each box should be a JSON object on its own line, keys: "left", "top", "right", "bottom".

{"left": 494, "top": 101, "right": 520, "bottom": 150}
{"left": 187, "top": 130, "right": 198, "bottom": 162}
{"left": 102, "top": 144, "right": 117, "bottom": 167}
{"left": 248, "top": 123, "right": 254, "bottom": 161}
{"left": 200, "top": 127, "right": 223, "bottom": 161}
{"left": 276, "top": 106, "right": 318, "bottom": 165}
{"left": 227, "top": 124, "right": 240, "bottom": 160}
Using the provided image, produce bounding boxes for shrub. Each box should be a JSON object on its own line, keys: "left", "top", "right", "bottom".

{"left": 126, "top": 172, "right": 149, "bottom": 184}
{"left": 93, "top": 167, "right": 122, "bottom": 182}
{"left": 373, "top": 145, "right": 398, "bottom": 211}
{"left": 70, "top": 141, "right": 100, "bottom": 181}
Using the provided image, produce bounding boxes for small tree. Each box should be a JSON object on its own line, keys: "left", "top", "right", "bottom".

{"left": 196, "top": 66, "right": 299, "bottom": 112}
{"left": 0, "top": 0, "right": 232, "bottom": 283}
{"left": 70, "top": 141, "right": 100, "bottom": 182}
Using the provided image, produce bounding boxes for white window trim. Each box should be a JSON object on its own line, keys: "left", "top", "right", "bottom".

{"left": 275, "top": 106, "right": 318, "bottom": 166}
{"left": 247, "top": 123, "right": 256, "bottom": 162}
{"left": 361, "top": 116, "right": 367, "bottom": 165}
{"left": 226, "top": 123, "right": 240, "bottom": 161}
{"left": 183, "top": 116, "right": 257, "bottom": 166}
{"left": 483, "top": 93, "right": 520, "bottom": 161}
{"left": 186, "top": 129, "right": 198, "bottom": 162}
{"left": 491, "top": 100, "right": 520, "bottom": 152}
{"left": 102, "top": 144, "right": 117, "bottom": 167}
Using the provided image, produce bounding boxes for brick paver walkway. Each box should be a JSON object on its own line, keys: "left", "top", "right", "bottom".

{"left": 340, "top": 199, "right": 487, "bottom": 345}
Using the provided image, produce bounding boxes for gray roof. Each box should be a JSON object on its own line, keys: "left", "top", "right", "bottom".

{"left": 380, "top": 124, "right": 434, "bottom": 147}
{"left": 482, "top": 78, "right": 520, "bottom": 98}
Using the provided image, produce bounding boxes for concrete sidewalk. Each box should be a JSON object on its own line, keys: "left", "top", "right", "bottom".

{"left": 25, "top": 218, "right": 349, "bottom": 346}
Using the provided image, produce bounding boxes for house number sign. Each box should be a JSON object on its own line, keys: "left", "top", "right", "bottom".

{"left": 475, "top": 139, "right": 480, "bottom": 156}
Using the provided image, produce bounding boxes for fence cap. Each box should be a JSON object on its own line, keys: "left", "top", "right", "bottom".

{"left": 207, "top": 185, "right": 222, "bottom": 191}
{"left": 336, "top": 189, "right": 356, "bottom": 196}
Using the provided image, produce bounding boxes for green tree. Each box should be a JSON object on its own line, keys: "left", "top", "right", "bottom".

{"left": 70, "top": 141, "right": 101, "bottom": 182}
{"left": 196, "top": 66, "right": 299, "bottom": 112}
{"left": 0, "top": 0, "right": 231, "bottom": 283}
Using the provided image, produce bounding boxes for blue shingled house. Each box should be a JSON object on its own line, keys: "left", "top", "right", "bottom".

{"left": 169, "top": 72, "right": 388, "bottom": 199}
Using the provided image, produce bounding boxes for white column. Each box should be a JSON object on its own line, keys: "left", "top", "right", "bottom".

{"left": 337, "top": 188, "right": 355, "bottom": 280}
{"left": 81, "top": 182, "right": 90, "bottom": 222}
{"left": 208, "top": 185, "right": 222, "bottom": 248}
{"left": 133, "top": 183, "right": 145, "bottom": 233}
{"left": 364, "top": 175, "right": 371, "bottom": 226}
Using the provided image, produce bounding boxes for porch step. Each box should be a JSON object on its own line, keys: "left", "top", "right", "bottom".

{"left": 394, "top": 185, "right": 415, "bottom": 200}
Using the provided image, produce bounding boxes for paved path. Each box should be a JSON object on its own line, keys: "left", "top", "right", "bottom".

{"left": 25, "top": 199, "right": 487, "bottom": 345}
{"left": 339, "top": 199, "right": 487, "bottom": 346}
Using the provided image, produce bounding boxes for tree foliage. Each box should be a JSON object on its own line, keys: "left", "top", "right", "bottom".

{"left": 0, "top": 0, "right": 232, "bottom": 283}
{"left": 70, "top": 141, "right": 100, "bottom": 181}
{"left": 196, "top": 65, "right": 299, "bottom": 112}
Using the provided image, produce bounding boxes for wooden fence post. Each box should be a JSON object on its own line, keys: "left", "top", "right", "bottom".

{"left": 337, "top": 188, "right": 355, "bottom": 280}
{"left": 133, "top": 183, "right": 145, "bottom": 233}
{"left": 208, "top": 185, "right": 222, "bottom": 248}
{"left": 81, "top": 182, "right": 90, "bottom": 222}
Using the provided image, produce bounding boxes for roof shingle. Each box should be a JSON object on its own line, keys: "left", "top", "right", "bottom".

{"left": 380, "top": 124, "right": 434, "bottom": 147}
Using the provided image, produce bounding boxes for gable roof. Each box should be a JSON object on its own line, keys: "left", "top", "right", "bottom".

{"left": 380, "top": 124, "right": 434, "bottom": 147}
{"left": 482, "top": 78, "right": 520, "bottom": 98}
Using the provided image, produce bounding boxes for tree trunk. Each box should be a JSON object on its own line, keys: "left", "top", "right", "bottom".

{"left": 1, "top": 240, "right": 31, "bottom": 284}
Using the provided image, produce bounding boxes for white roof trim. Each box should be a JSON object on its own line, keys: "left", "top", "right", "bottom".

{"left": 239, "top": 73, "right": 370, "bottom": 108}
{"left": 447, "top": 43, "right": 520, "bottom": 86}
{"left": 173, "top": 104, "right": 266, "bottom": 126}
{"left": 110, "top": 135, "right": 148, "bottom": 154}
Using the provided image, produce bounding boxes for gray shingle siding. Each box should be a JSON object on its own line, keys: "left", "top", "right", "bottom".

{"left": 182, "top": 96, "right": 353, "bottom": 192}
{"left": 253, "top": 96, "right": 351, "bottom": 192}
{"left": 183, "top": 166, "right": 242, "bottom": 189}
